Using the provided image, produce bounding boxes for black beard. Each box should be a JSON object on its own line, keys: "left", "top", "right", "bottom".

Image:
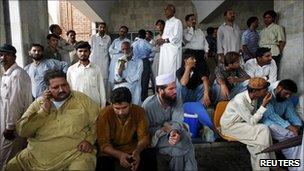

{"left": 31, "top": 55, "right": 43, "bottom": 61}
{"left": 276, "top": 94, "right": 286, "bottom": 102}
{"left": 161, "top": 94, "right": 176, "bottom": 106}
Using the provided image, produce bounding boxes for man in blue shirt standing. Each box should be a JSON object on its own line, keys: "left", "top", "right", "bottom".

{"left": 261, "top": 79, "right": 302, "bottom": 166}
{"left": 24, "top": 44, "right": 68, "bottom": 99}
{"left": 241, "top": 16, "right": 259, "bottom": 63}
{"left": 132, "top": 29, "right": 154, "bottom": 101}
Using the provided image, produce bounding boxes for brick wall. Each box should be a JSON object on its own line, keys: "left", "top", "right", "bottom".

{"left": 59, "top": 0, "right": 92, "bottom": 42}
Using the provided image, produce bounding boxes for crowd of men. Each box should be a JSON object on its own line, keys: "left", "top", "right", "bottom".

{"left": 0, "top": 3, "right": 303, "bottom": 171}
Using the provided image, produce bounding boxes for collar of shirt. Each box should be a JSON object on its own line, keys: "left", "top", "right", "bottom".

{"left": 3, "top": 63, "right": 18, "bottom": 76}
{"left": 266, "top": 23, "right": 275, "bottom": 29}
{"left": 244, "top": 90, "right": 255, "bottom": 107}
{"left": 76, "top": 61, "right": 92, "bottom": 68}
{"left": 99, "top": 34, "right": 108, "bottom": 39}
{"left": 253, "top": 58, "right": 271, "bottom": 68}
{"left": 115, "top": 111, "right": 131, "bottom": 126}
{"left": 223, "top": 22, "right": 237, "bottom": 28}
{"left": 167, "top": 16, "right": 176, "bottom": 22}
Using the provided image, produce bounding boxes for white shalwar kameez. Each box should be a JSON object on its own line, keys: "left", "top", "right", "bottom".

{"left": 158, "top": 16, "right": 182, "bottom": 78}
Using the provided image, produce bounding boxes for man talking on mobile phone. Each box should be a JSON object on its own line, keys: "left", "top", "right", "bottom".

{"left": 4, "top": 69, "right": 100, "bottom": 171}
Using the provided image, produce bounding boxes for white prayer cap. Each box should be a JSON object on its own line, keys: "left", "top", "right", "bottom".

{"left": 156, "top": 73, "right": 175, "bottom": 86}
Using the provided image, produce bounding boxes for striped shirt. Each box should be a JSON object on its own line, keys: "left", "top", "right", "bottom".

{"left": 259, "top": 23, "right": 285, "bottom": 56}
{"left": 241, "top": 28, "right": 259, "bottom": 61}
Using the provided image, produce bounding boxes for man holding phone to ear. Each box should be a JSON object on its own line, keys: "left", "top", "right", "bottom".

{"left": 5, "top": 69, "right": 100, "bottom": 171}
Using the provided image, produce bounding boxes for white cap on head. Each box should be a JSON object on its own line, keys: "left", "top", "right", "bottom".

{"left": 156, "top": 73, "right": 175, "bottom": 86}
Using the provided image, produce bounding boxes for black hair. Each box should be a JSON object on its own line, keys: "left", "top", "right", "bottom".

{"left": 47, "top": 34, "right": 59, "bottom": 40}
{"left": 263, "top": 10, "right": 277, "bottom": 20}
{"left": 66, "top": 30, "right": 76, "bottom": 36}
{"left": 97, "top": 22, "right": 107, "bottom": 27}
{"left": 75, "top": 41, "right": 91, "bottom": 50}
{"left": 111, "top": 87, "right": 132, "bottom": 104}
{"left": 138, "top": 29, "right": 146, "bottom": 39}
{"left": 278, "top": 79, "right": 297, "bottom": 93}
{"left": 120, "top": 25, "right": 129, "bottom": 32}
{"left": 156, "top": 85, "right": 168, "bottom": 93}
{"left": 146, "top": 30, "right": 153, "bottom": 37}
{"left": 206, "top": 27, "right": 215, "bottom": 35}
{"left": 224, "top": 51, "right": 240, "bottom": 66}
{"left": 185, "top": 14, "right": 195, "bottom": 21}
{"left": 247, "top": 16, "right": 258, "bottom": 28}
{"left": 155, "top": 19, "right": 165, "bottom": 26}
{"left": 255, "top": 47, "right": 271, "bottom": 58}
{"left": 31, "top": 43, "right": 44, "bottom": 51}
{"left": 49, "top": 24, "right": 60, "bottom": 33}
{"left": 44, "top": 69, "right": 66, "bottom": 86}
{"left": 224, "top": 9, "right": 233, "bottom": 16}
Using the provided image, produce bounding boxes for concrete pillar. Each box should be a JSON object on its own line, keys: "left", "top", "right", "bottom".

{"left": 9, "top": 0, "right": 49, "bottom": 67}
{"left": 274, "top": 0, "right": 304, "bottom": 93}
{"left": 0, "top": 1, "right": 5, "bottom": 44}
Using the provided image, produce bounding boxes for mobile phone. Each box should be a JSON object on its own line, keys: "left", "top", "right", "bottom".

{"left": 127, "top": 157, "right": 135, "bottom": 164}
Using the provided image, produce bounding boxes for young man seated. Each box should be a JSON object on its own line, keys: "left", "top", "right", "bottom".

{"left": 261, "top": 79, "right": 302, "bottom": 170}
{"left": 176, "top": 53, "right": 211, "bottom": 107}
{"left": 97, "top": 87, "right": 150, "bottom": 171}
{"left": 212, "top": 51, "right": 250, "bottom": 103}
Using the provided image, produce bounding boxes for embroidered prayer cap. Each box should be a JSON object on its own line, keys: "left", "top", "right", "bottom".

{"left": 156, "top": 73, "right": 175, "bottom": 86}
{"left": 248, "top": 77, "right": 270, "bottom": 89}
{"left": 0, "top": 44, "right": 17, "bottom": 54}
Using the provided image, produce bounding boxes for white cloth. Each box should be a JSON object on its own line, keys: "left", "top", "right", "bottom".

{"left": 0, "top": 63, "right": 32, "bottom": 168}
{"left": 217, "top": 23, "right": 241, "bottom": 54}
{"left": 114, "top": 57, "right": 143, "bottom": 105}
{"left": 155, "top": 72, "right": 175, "bottom": 86}
{"left": 244, "top": 58, "right": 277, "bottom": 83}
{"left": 220, "top": 91, "right": 274, "bottom": 171}
{"left": 89, "top": 34, "right": 111, "bottom": 80}
{"left": 158, "top": 16, "right": 182, "bottom": 77}
{"left": 183, "top": 27, "right": 209, "bottom": 52}
{"left": 296, "top": 94, "right": 304, "bottom": 122}
{"left": 67, "top": 62, "right": 106, "bottom": 107}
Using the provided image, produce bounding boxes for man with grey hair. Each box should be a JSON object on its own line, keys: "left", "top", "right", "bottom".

{"left": 142, "top": 73, "right": 198, "bottom": 171}
{"left": 156, "top": 4, "right": 183, "bottom": 78}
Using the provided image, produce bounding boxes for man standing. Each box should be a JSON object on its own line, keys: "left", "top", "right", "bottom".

{"left": 244, "top": 47, "right": 277, "bottom": 83}
{"left": 259, "top": 10, "right": 285, "bottom": 68}
{"left": 220, "top": 77, "right": 275, "bottom": 171}
{"left": 157, "top": 4, "right": 183, "bottom": 77}
{"left": 49, "top": 24, "right": 75, "bottom": 65}
{"left": 261, "top": 79, "right": 302, "bottom": 167}
{"left": 0, "top": 44, "right": 32, "bottom": 169}
{"left": 44, "top": 34, "right": 62, "bottom": 61}
{"left": 66, "top": 30, "right": 78, "bottom": 64}
{"left": 217, "top": 9, "right": 241, "bottom": 62}
{"left": 132, "top": 29, "right": 154, "bottom": 102}
{"left": 97, "top": 87, "right": 150, "bottom": 171}
{"left": 90, "top": 22, "right": 111, "bottom": 100}
{"left": 5, "top": 69, "right": 100, "bottom": 170}
{"left": 67, "top": 41, "right": 106, "bottom": 107}
{"left": 176, "top": 53, "right": 211, "bottom": 107}
{"left": 183, "top": 14, "right": 209, "bottom": 69}
{"left": 108, "top": 26, "right": 130, "bottom": 91}
{"left": 25, "top": 43, "right": 68, "bottom": 99}
{"left": 142, "top": 73, "right": 198, "bottom": 171}
{"left": 114, "top": 42, "right": 143, "bottom": 105}
{"left": 152, "top": 19, "right": 165, "bottom": 78}
{"left": 241, "top": 17, "right": 259, "bottom": 62}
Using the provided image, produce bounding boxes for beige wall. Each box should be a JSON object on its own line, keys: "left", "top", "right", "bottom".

{"left": 199, "top": 0, "right": 273, "bottom": 31}
{"left": 108, "top": 0, "right": 196, "bottom": 32}
{"left": 274, "top": 0, "right": 304, "bottom": 93}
